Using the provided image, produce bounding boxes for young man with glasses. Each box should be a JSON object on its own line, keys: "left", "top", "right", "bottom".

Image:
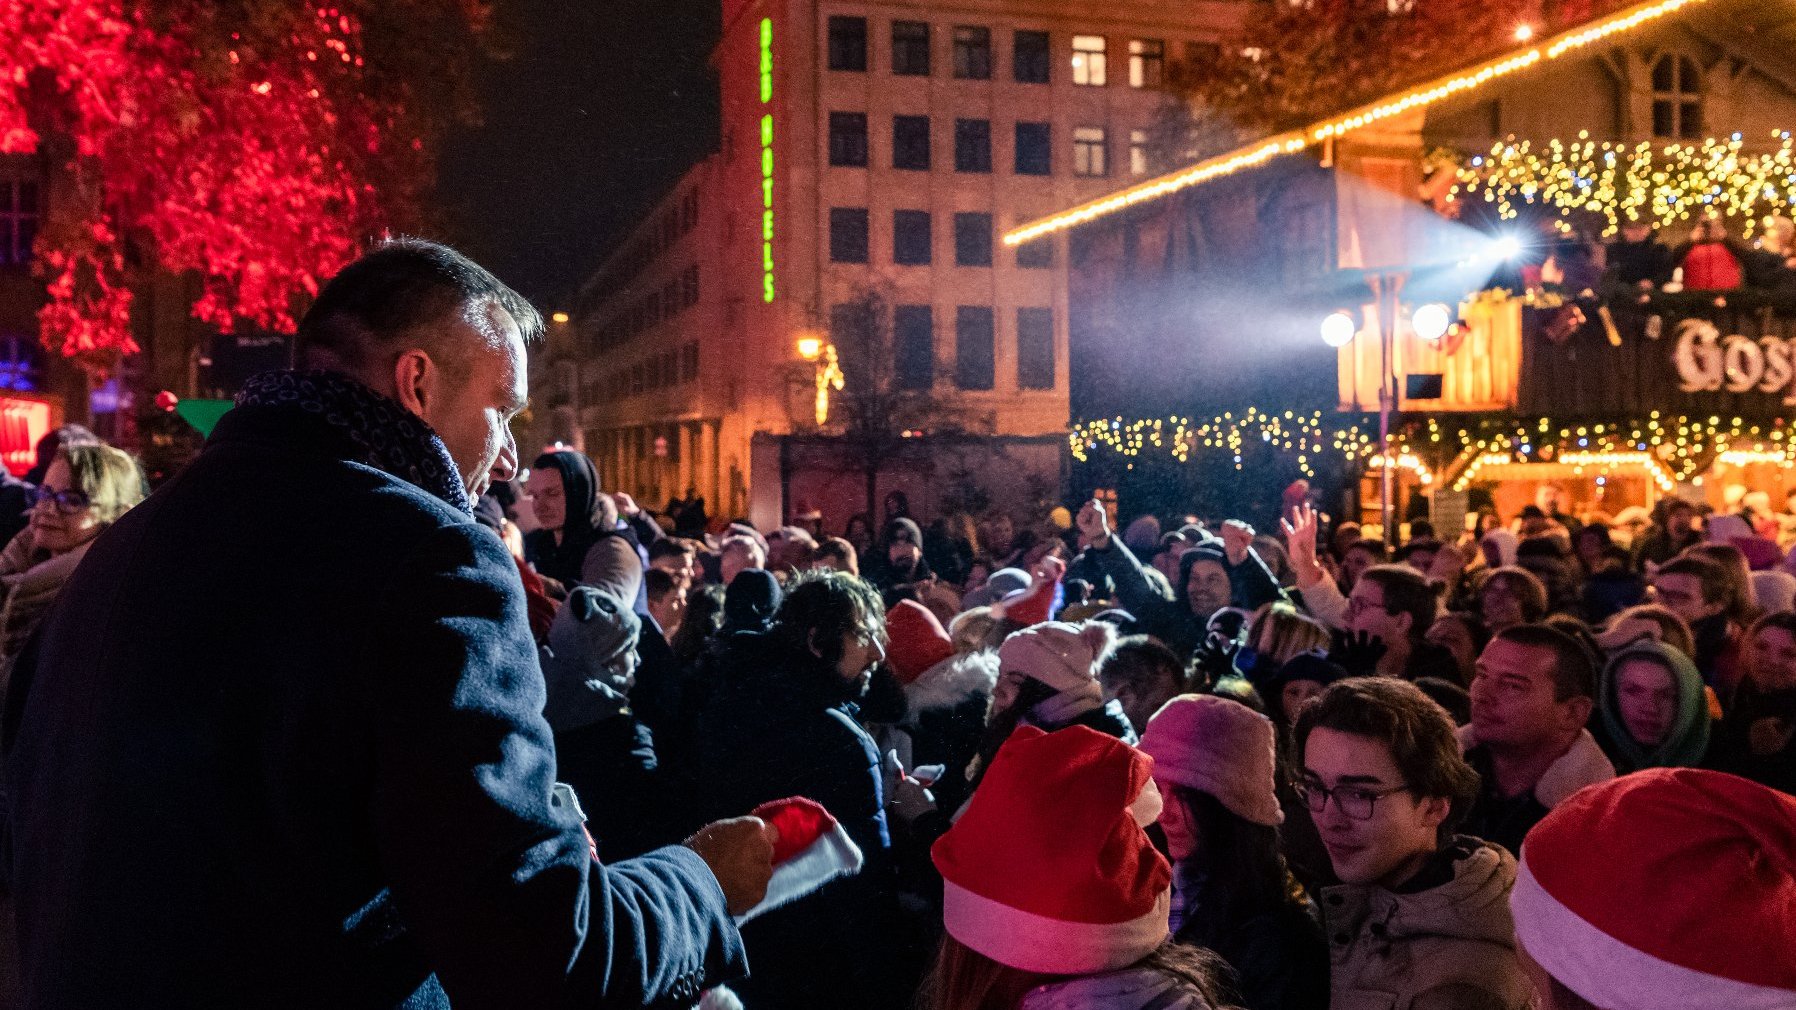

{"left": 1295, "top": 677, "right": 1532, "bottom": 1009}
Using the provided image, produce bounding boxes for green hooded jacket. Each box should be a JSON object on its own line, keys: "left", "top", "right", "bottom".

{"left": 1599, "top": 640, "right": 1711, "bottom": 772}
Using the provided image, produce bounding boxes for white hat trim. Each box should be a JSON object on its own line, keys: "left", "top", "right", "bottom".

{"left": 1512, "top": 857, "right": 1796, "bottom": 1010}
{"left": 942, "top": 879, "right": 1169, "bottom": 976}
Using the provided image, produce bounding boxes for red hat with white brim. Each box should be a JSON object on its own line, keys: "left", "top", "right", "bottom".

{"left": 735, "top": 797, "right": 864, "bottom": 924}
{"left": 1512, "top": 767, "right": 1796, "bottom": 1009}
{"left": 932, "top": 724, "right": 1170, "bottom": 975}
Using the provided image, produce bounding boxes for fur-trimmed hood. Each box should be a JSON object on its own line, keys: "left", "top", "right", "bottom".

{"left": 902, "top": 649, "right": 999, "bottom": 715}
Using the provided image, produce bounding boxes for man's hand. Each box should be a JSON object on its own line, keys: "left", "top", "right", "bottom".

{"left": 686, "top": 817, "right": 777, "bottom": 916}
{"left": 1076, "top": 500, "right": 1112, "bottom": 551}
{"left": 1220, "top": 520, "right": 1254, "bottom": 566}
{"left": 888, "top": 774, "right": 938, "bottom": 824}
{"left": 613, "top": 491, "right": 641, "bottom": 518}
{"left": 1281, "top": 504, "right": 1325, "bottom": 586}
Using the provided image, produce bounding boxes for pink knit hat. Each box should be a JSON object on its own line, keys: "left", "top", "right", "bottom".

{"left": 932, "top": 725, "right": 1171, "bottom": 974}
{"left": 997, "top": 620, "right": 1116, "bottom": 694}
{"left": 1138, "top": 695, "right": 1284, "bottom": 827}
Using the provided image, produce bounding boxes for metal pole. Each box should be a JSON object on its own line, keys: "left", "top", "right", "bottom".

{"left": 1376, "top": 273, "right": 1405, "bottom": 546}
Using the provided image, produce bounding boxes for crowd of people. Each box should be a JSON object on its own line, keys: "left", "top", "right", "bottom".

{"left": 2, "top": 239, "right": 1794, "bottom": 1009}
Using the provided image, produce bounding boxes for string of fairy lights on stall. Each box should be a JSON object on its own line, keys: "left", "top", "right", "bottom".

{"left": 1442, "top": 133, "right": 1796, "bottom": 236}
{"left": 1071, "top": 411, "right": 1796, "bottom": 488}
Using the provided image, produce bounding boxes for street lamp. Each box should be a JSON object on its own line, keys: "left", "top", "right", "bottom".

{"left": 795, "top": 335, "right": 842, "bottom": 425}
{"left": 1320, "top": 311, "right": 1358, "bottom": 348}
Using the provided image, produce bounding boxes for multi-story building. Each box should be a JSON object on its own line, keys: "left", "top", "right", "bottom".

{"left": 547, "top": 0, "right": 1247, "bottom": 528}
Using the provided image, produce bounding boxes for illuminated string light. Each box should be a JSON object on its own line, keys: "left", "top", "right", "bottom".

{"left": 1074, "top": 411, "right": 1796, "bottom": 489}
{"left": 1004, "top": 0, "right": 1713, "bottom": 246}
{"left": 1453, "top": 134, "right": 1796, "bottom": 236}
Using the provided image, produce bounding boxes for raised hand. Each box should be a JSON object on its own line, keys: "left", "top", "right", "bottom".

{"left": 1220, "top": 520, "right": 1254, "bottom": 566}
{"left": 1076, "top": 500, "right": 1112, "bottom": 550}
{"left": 1281, "top": 504, "right": 1325, "bottom": 584}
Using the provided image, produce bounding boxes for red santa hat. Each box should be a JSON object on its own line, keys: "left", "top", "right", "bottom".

{"left": 735, "top": 797, "right": 864, "bottom": 923}
{"left": 885, "top": 600, "right": 956, "bottom": 686}
{"left": 998, "top": 555, "right": 1065, "bottom": 628}
{"left": 1512, "top": 768, "right": 1796, "bottom": 1009}
{"left": 932, "top": 725, "right": 1171, "bottom": 975}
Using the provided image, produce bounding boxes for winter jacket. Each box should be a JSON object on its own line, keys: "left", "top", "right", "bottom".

{"left": 1019, "top": 962, "right": 1217, "bottom": 1010}
{"left": 1082, "top": 538, "right": 1286, "bottom": 659}
{"left": 0, "top": 530, "right": 93, "bottom": 704}
{"left": 1, "top": 383, "right": 742, "bottom": 1008}
{"left": 1320, "top": 838, "right": 1531, "bottom": 1010}
{"left": 1171, "top": 871, "right": 1328, "bottom": 1010}
{"left": 1457, "top": 728, "right": 1616, "bottom": 856}
{"left": 1594, "top": 639, "right": 1712, "bottom": 773}
{"left": 1707, "top": 680, "right": 1796, "bottom": 795}
{"left": 689, "top": 630, "right": 914, "bottom": 1009}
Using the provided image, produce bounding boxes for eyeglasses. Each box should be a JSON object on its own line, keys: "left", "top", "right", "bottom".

{"left": 1296, "top": 780, "right": 1411, "bottom": 820}
{"left": 30, "top": 486, "right": 89, "bottom": 515}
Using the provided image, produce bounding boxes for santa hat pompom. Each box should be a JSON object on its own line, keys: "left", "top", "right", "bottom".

{"left": 736, "top": 797, "right": 864, "bottom": 923}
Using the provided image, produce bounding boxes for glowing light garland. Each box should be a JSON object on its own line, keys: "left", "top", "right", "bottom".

{"left": 1004, "top": 0, "right": 1713, "bottom": 247}
{"left": 759, "top": 17, "right": 776, "bottom": 303}
{"left": 1452, "top": 134, "right": 1796, "bottom": 236}
{"left": 1074, "top": 410, "right": 1796, "bottom": 488}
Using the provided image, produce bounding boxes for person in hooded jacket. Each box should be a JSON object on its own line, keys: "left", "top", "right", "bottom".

{"left": 1074, "top": 500, "right": 1285, "bottom": 661}
{"left": 524, "top": 450, "right": 645, "bottom": 600}
{"left": 719, "top": 567, "right": 781, "bottom": 635}
{"left": 688, "top": 570, "right": 914, "bottom": 1009}
{"left": 538, "top": 586, "right": 669, "bottom": 861}
{"left": 1591, "top": 639, "right": 1712, "bottom": 774}
{"left": 1296, "top": 678, "right": 1532, "bottom": 1010}
{"left": 872, "top": 515, "right": 934, "bottom": 597}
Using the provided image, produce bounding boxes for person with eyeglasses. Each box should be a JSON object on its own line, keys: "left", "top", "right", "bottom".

{"left": 1294, "top": 677, "right": 1532, "bottom": 1010}
{"left": 0, "top": 442, "right": 144, "bottom": 699}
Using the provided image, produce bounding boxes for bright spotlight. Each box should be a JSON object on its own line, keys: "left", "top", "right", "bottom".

{"left": 1493, "top": 234, "right": 1524, "bottom": 261}
{"left": 1513, "top": 23, "right": 1534, "bottom": 41}
{"left": 1320, "top": 311, "right": 1358, "bottom": 348}
{"left": 1413, "top": 303, "right": 1452, "bottom": 342}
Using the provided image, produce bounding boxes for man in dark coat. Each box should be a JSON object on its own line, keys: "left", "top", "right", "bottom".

{"left": 690, "top": 570, "right": 918, "bottom": 1010}
{"left": 2, "top": 240, "right": 773, "bottom": 1008}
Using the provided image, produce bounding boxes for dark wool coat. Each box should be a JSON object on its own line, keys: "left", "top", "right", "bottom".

{"left": 2, "top": 399, "right": 743, "bottom": 1009}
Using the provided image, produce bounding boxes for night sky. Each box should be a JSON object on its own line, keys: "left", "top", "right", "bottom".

{"left": 434, "top": 0, "right": 722, "bottom": 308}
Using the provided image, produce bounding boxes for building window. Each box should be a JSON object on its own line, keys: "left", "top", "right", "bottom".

{"left": 1130, "top": 129, "right": 1150, "bottom": 176}
{"left": 893, "top": 115, "right": 932, "bottom": 170}
{"left": 830, "top": 300, "right": 875, "bottom": 353}
{"left": 1074, "top": 126, "right": 1108, "bottom": 177}
{"left": 954, "top": 118, "right": 992, "bottom": 173}
{"left": 1072, "top": 35, "right": 1106, "bottom": 86}
{"left": 830, "top": 208, "right": 870, "bottom": 263}
{"left": 1017, "top": 237, "right": 1053, "bottom": 268}
{"left": 894, "top": 305, "right": 934, "bottom": 390}
{"left": 1014, "top": 30, "right": 1050, "bottom": 83}
{"left": 1129, "top": 39, "right": 1164, "bottom": 88}
{"left": 682, "top": 342, "right": 700, "bottom": 383}
{"left": 955, "top": 306, "right": 995, "bottom": 390}
{"left": 0, "top": 181, "right": 37, "bottom": 267}
{"left": 1017, "top": 308, "right": 1055, "bottom": 390}
{"left": 893, "top": 210, "right": 932, "bottom": 265}
{"left": 828, "top": 16, "right": 867, "bottom": 71}
{"left": 953, "top": 26, "right": 991, "bottom": 79}
{"left": 954, "top": 212, "right": 993, "bottom": 267}
{"left": 892, "top": 20, "right": 931, "bottom": 76}
{"left": 829, "top": 112, "right": 869, "bottom": 167}
{"left": 1651, "top": 55, "right": 1702, "bottom": 140}
{"left": 1015, "top": 122, "right": 1052, "bottom": 175}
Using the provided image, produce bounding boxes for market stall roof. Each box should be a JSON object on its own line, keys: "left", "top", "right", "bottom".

{"left": 1002, "top": 0, "right": 1763, "bottom": 249}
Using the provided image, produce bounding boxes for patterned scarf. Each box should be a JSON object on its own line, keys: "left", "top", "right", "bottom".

{"left": 236, "top": 369, "right": 471, "bottom": 514}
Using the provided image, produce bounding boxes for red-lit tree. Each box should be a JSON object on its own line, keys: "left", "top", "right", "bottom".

{"left": 0, "top": 1, "right": 490, "bottom": 375}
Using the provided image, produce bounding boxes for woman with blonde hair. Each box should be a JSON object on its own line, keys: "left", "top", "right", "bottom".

{"left": 0, "top": 443, "right": 146, "bottom": 685}
{"left": 1242, "top": 603, "right": 1331, "bottom": 682}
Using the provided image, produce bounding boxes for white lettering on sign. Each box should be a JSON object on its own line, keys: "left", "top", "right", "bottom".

{"left": 1674, "top": 318, "right": 1796, "bottom": 403}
